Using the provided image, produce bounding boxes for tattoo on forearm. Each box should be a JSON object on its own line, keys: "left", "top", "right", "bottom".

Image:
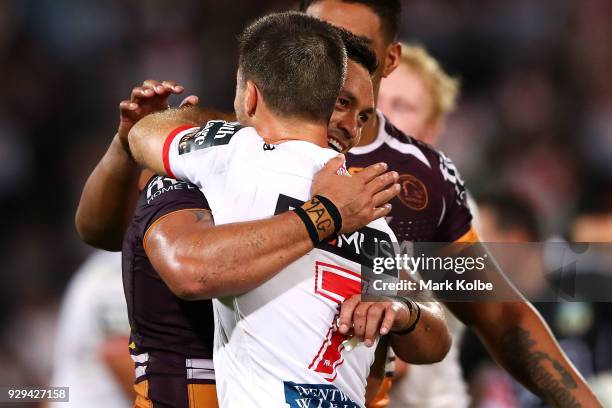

{"left": 501, "top": 327, "right": 581, "bottom": 408}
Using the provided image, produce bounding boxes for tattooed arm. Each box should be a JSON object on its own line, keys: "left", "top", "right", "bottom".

{"left": 446, "top": 301, "right": 601, "bottom": 408}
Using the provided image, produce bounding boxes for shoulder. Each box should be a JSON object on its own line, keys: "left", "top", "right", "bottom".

{"left": 128, "top": 176, "right": 209, "bottom": 236}
{"left": 381, "top": 117, "right": 448, "bottom": 174}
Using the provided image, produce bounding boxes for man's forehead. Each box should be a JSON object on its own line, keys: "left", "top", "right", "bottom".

{"left": 343, "top": 64, "right": 374, "bottom": 109}
{"left": 305, "top": 0, "right": 381, "bottom": 43}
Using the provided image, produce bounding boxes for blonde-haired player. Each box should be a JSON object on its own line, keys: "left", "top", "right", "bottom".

{"left": 378, "top": 42, "right": 469, "bottom": 408}
{"left": 378, "top": 43, "right": 459, "bottom": 146}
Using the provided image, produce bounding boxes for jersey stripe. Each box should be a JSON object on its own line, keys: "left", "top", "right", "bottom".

{"left": 163, "top": 125, "right": 195, "bottom": 178}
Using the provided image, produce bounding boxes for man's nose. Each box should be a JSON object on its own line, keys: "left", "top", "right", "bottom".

{"left": 338, "top": 115, "right": 358, "bottom": 140}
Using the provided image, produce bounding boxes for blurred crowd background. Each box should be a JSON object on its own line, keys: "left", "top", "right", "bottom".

{"left": 1, "top": 0, "right": 611, "bottom": 406}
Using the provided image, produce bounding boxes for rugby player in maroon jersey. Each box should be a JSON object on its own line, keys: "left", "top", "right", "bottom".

{"left": 300, "top": 1, "right": 601, "bottom": 407}
{"left": 76, "top": 1, "right": 601, "bottom": 406}
{"left": 78, "top": 25, "right": 452, "bottom": 407}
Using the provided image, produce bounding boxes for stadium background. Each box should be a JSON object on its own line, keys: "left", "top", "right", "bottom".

{"left": 1, "top": 0, "right": 611, "bottom": 404}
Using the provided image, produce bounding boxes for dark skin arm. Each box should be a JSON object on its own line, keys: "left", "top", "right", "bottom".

{"left": 144, "top": 158, "right": 400, "bottom": 300}
{"left": 447, "top": 300, "right": 599, "bottom": 408}
{"left": 75, "top": 80, "right": 200, "bottom": 250}
{"left": 442, "top": 238, "right": 601, "bottom": 407}
{"left": 338, "top": 294, "right": 451, "bottom": 364}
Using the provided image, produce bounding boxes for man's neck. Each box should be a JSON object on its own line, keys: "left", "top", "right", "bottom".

{"left": 356, "top": 111, "right": 380, "bottom": 147}
{"left": 253, "top": 116, "right": 329, "bottom": 148}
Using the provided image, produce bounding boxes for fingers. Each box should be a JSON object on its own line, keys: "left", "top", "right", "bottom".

{"left": 379, "top": 303, "right": 400, "bottom": 335}
{"left": 372, "top": 183, "right": 400, "bottom": 208}
{"left": 180, "top": 95, "right": 199, "bottom": 107}
{"left": 363, "top": 303, "right": 386, "bottom": 347}
{"left": 366, "top": 171, "right": 399, "bottom": 197}
{"left": 338, "top": 294, "right": 360, "bottom": 335}
{"left": 119, "top": 100, "right": 138, "bottom": 112}
{"left": 354, "top": 162, "right": 388, "bottom": 183}
{"left": 321, "top": 155, "right": 346, "bottom": 174}
{"left": 131, "top": 86, "right": 155, "bottom": 101}
{"left": 371, "top": 204, "right": 393, "bottom": 221}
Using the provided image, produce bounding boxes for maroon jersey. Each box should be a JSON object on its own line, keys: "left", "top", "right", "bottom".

{"left": 122, "top": 175, "right": 217, "bottom": 407}
{"left": 346, "top": 113, "right": 473, "bottom": 243}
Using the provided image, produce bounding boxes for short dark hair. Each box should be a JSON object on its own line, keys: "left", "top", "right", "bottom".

{"left": 238, "top": 12, "right": 347, "bottom": 122}
{"left": 334, "top": 26, "right": 378, "bottom": 75}
{"left": 300, "top": 0, "right": 402, "bottom": 42}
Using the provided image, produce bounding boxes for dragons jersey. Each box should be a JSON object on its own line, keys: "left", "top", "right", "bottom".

{"left": 163, "top": 121, "right": 398, "bottom": 408}
{"left": 122, "top": 175, "right": 218, "bottom": 407}
{"left": 346, "top": 112, "right": 473, "bottom": 244}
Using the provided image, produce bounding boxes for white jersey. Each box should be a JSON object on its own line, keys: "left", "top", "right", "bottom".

{"left": 164, "top": 122, "right": 398, "bottom": 408}
{"left": 49, "top": 250, "right": 130, "bottom": 408}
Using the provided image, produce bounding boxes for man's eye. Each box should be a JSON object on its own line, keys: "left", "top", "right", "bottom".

{"left": 337, "top": 98, "right": 349, "bottom": 107}
{"left": 359, "top": 113, "right": 369, "bottom": 124}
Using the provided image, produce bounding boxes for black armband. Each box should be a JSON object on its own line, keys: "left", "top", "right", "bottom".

{"left": 293, "top": 195, "right": 342, "bottom": 245}
{"left": 391, "top": 298, "right": 421, "bottom": 336}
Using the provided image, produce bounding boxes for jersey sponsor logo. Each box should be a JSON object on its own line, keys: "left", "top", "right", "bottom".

{"left": 284, "top": 381, "right": 360, "bottom": 408}
{"left": 263, "top": 143, "right": 276, "bottom": 151}
{"left": 397, "top": 174, "right": 428, "bottom": 211}
{"left": 145, "top": 176, "right": 198, "bottom": 204}
{"left": 178, "top": 120, "right": 243, "bottom": 155}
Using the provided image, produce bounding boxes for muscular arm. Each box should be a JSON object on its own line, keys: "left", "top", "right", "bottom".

{"left": 144, "top": 158, "right": 399, "bottom": 300}
{"left": 144, "top": 208, "right": 313, "bottom": 299}
{"left": 128, "top": 107, "right": 228, "bottom": 175}
{"left": 75, "top": 79, "right": 213, "bottom": 249}
{"left": 444, "top": 237, "right": 601, "bottom": 408}
{"left": 389, "top": 301, "right": 450, "bottom": 364}
{"left": 447, "top": 301, "right": 599, "bottom": 407}
{"left": 338, "top": 295, "right": 451, "bottom": 365}
{"left": 76, "top": 134, "right": 141, "bottom": 250}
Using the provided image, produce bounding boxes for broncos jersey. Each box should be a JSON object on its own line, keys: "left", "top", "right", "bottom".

{"left": 163, "top": 121, "right": 398, "bottom": 408}
{"left": 122, "top": 175, "right": 217, "bottom": 407}
{"left": 346, "top": 112, "right": 473, "bottom": 244}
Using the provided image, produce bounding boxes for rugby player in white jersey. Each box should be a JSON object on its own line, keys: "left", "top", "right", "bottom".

{"left": 127, "top": 13, "right": 449, "bottom": 408}
{"left": 48, "top": 251, "right": 132, "bottom": 408}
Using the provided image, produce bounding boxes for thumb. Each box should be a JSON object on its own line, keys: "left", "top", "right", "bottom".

{"left": 323, "top": 154, "right": 346, "bottom": 173}
{"left": 180, "top": 95, "right": 199, "bottom": 108}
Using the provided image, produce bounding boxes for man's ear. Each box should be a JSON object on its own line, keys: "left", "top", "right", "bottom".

{"left": 382, "top": 42, "right": 402, "bottom": 78}
{"left": 245, "top": 80, "right": 259, "bottom": 117}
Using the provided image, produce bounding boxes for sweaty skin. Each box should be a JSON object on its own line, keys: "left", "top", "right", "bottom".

{"left": 305, "top": 1, "right": 601, "bottom": 406}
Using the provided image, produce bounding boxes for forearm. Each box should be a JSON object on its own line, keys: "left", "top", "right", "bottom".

{"left": 129, "top": 107, "right": 233, "bottom": 175}
{"left": 157, "top": 211, "right": 313, "bottom": 300}
{"left": 390, "top": 301, "right": 451, "bottom": 364}
{"left": 466, "top": 302, "right": 600, "bottom": 408}
{"left": 75, "top": 135, "right": 140, "bottom": 250}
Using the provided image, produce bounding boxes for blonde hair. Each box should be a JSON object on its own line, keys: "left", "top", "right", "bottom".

{"left": 399, "top": 42, "right": 460, "bottom": 124}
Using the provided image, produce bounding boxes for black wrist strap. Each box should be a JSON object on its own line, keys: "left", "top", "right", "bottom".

{"left": 391, "top": 298, "right": 421, "bottom": 335}
{"left": 293, "top": 195, "right": 343, "bottom": 245}
{"left": 313, "top": 194, "right": 342, "bottom": 236}
{"left": 293, "top": 206, "right": 320, "bottom": 246}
